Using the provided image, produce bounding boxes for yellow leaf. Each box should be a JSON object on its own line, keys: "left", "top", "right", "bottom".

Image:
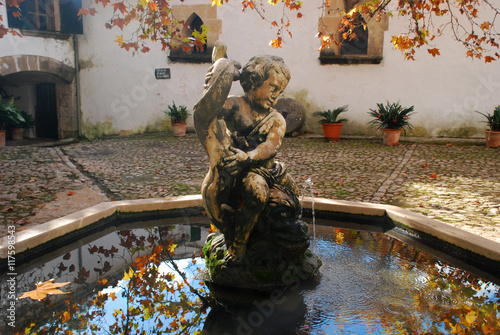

{"left": 122, "top": 267, "right": 134, "bottom": 281}
{"left": 20, "top": 279, "right": 70, "bottom": 300}
{"left": 168, "top": 243, "right": 177, "bottom": 254}
{"left": 62, "top": 311, "right": 71, "bottom": 323}
{"left": 465, "top": 311, "right": 476, "bottom": 326}
{"left": 115, "top": 35, "right": 124, "bottom": 46}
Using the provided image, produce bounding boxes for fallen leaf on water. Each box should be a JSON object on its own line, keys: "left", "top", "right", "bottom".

{"left": 67, "top": 191, "right": 75, "bottom": 196}
{"left": 20, "top": 279, "right": 70, "bottom": 300}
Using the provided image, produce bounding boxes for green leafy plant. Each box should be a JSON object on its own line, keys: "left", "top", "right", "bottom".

{"left": 17, "top": 111, "right": 36, "bottom": 128}
{"left": 164, "top": 102, "right": 190, "bottom": 124}
{"left": 313, "top": 105, "right": 349, "bottom": 124}
{"left": 368, "top": 101, "right": 415, "bottom": 131}
{"left": 0, "top": 98, "right": 24, "bottom": 130}
{"left": 476, "top": 105, "right": 500, "bottom": 131}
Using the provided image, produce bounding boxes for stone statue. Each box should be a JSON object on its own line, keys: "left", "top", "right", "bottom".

{"left": 194, "top": 45, "right": 320, "bottom": 292}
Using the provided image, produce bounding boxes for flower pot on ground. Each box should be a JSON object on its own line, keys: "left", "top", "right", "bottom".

{"left": 11, "top": 127, "right": 24, "bottom": 140}
{"left": 313, "top": 105, "right": 348, "bottom": 142}
{"left": 0, "top": 130, "right": 5, "bottom": 147}
{"left": 0, "top": 98, "right": 25, "bottom": 147}
{"left": 484, "top": 130, "right": 500, "bottom": 148}
{"left": 383, "top": 128, "right": 401, "bottom": 146}
{"left": 368, "top": 101, "right": 415, "bottom": 146}
{"left": 476, "top": 106, "right": 500, "bottom": 148}
{"left": 163, "top": 102, "right": 190, "bottom": 137}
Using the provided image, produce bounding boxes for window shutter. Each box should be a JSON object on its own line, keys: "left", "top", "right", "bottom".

{"left": 6, "top": 0, "right": 32, "bottom": 29}
{"left": 60, "top": 0, "right": 83, "bottom": 34}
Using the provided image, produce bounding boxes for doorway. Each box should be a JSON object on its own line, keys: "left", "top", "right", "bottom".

{"left": 36, "top": 83, "right": 58, "bottom": 139}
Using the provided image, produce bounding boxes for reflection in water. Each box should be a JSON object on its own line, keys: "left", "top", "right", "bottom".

{"left": 1, "top": 223, "right": 499, "bottom": 334}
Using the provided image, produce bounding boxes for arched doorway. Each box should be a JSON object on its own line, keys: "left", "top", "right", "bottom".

{"left": 0, "top": 55, "right": 77, "bottom": 139}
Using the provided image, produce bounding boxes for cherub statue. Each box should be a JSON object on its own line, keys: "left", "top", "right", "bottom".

{"left": 194, "top": 48, "right": 302, "bottom": 267}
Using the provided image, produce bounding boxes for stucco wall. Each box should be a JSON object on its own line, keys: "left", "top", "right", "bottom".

{"left": 73, "top": 0, "right": 500, "bottom": 137}
{"left": 0, "top": 5, "right": 75, "bottom": 67}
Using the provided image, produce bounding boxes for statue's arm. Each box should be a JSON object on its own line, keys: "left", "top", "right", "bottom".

{"left": 193, "top": 58, "right": 238, "bottom": 150}
{"left": 247, "top": 115, "right": 286, "bottom": 163}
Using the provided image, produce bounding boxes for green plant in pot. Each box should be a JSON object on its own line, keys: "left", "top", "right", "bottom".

{"left": 313, "top": 105, "right": 348, "bottom": 141}
{"left": 163, "top": 102, "right": 190, "bottom": 137}
{"left": 10, "top": 111, "right": 35, "bottom": 140}
{"left": 0, "top": 98, "right": 25, "bottom": 146}
{"left": 368, "top": 101, "right": 415, "bottom": 146}
{"left": 476, "top": 105, "right": 500, "bottom": 148}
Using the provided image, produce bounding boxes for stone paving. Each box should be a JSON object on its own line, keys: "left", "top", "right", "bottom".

{"left": 1, "top": 134, "right": 499, "bottom": 244}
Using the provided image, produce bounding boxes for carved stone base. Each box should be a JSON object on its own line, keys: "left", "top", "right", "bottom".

{"left": 202, "top": 218, "right": 322, "bottom": 298}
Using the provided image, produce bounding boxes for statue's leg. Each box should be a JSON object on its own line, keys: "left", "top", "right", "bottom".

{"left": 225, "top": 172, "right": 269, "bottom": 264}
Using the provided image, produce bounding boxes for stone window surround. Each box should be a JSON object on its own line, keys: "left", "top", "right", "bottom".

{"left": 169, "top": 4, "right": 222, "bottom": 63}
{"left": 318, "top": 0, "right": 389, "bottom": 65}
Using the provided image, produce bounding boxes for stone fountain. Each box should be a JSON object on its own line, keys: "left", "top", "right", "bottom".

{"left": 193, "top": 49, "right": 321, "bottom": 295}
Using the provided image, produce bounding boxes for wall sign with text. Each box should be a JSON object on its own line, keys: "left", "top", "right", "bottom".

{"left": 155, "top": 68, "right": 171, "bottom": 79}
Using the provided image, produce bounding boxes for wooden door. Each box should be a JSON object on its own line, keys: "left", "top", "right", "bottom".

{"left": 35, "top": 83, "right": 58, "bottom": 139}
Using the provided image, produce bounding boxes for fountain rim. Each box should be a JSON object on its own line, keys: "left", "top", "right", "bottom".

{"left": 1, "top": 195, "right": 499, "bottom": 264}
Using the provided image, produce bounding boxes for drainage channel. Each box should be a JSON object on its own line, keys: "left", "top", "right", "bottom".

{"left": 369, "top": 143, "right": 417, "bottom": 203}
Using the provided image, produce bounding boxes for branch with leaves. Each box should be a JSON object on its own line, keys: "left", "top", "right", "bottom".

{"left": 1, "top": 0, "right": 500, "bottom": 61}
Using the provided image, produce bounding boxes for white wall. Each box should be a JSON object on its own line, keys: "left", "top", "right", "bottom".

{"left": 0, "top": 6, "right": 75, "bottom": 66}
{"left": 74, "top": 0, "right": 500, "bottom": 137}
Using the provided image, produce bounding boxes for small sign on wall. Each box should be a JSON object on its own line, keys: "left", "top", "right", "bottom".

{"left": 155, "top": 68, "right": 171, "bottom": 79}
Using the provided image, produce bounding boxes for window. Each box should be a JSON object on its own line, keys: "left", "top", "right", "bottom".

{"left": 7, "top": 0, "right": 83, "bottom": 35}
{"left": 339, "top": 14, "right": 368, "bottom": 55}
{"left": 169, "top": 4, "right": 222, "bottom": 63}
{"left": 187, "top": 14, "right": 207, "bottom": 54}
{"left": 26, "top": 0, "right": 57, "bottom": 31}
{"left": 318, "top": 0, "right": 388, "bottom": 64}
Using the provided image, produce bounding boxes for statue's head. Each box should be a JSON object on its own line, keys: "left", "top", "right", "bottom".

{"left": 240, "top": 56, "right": 291, "bottom": 110}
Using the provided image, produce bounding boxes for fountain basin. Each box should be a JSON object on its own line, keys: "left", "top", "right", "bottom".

{"left": 1, "top": 195, "right": 499, "bottom": 334}
{"left": 1, "top": 195, "right": 499, "bottom": 279}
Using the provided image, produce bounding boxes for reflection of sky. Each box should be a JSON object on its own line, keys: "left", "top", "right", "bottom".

{"left": 94, "top": 257, "right": 207, "bottom": 333}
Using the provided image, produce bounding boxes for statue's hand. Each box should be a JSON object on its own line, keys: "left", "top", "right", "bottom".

{"left": 222, "top": 147, "right": 249, "bottom": 176}
{"left": 204, "top": 60, "right": 241, "bottom": 89}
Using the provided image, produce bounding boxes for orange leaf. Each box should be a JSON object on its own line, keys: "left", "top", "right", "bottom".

{"left": 421, "top": 163, "right": 429, "bottom": 168}
{"left": 427, "top": 48, "right": 440, "bottom": 57}
{"left": 484, "top": 56, "right": 495, "bottom": 63}
{"left": 429, "top": 174, "right": 438, "bottom": 178}
{"left": 20, "top": 279, "right": 70, "bottom": 300}
{"left": 77, "top": 8, "right": 89, "bottom": 17}
{"left": 67, "top": 190, "right": 75, "bottom": 196}
{"left": 112, "top": 2, "right": 127, "bottom": 15}
{"left": 186, "top": 165, "right": 191, "bottom": 169}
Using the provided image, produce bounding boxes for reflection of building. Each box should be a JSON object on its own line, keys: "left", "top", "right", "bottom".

{"left": 0, "top": 223, "right": 209, "bottom": 311}
{"left": 1, "top": 0, "right": 499, "bottom": 139}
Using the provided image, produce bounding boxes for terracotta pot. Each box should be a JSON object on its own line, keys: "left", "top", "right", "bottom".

{"left": 11, "top": 127, "right": 24, "bottom": 140}
{"left": 485, "top": 129, "right": 500, "bottom": 148}
{"left": 321, "top": 122, "right": 343, "bottom": 142}
{"left": 383, "top": 128, "right": 401, "bottom": 146}
{"left": 172, "top": 123, "right": 187, "bottom": 137}
{"left": 0, "top": 130, "right": 5, "bottom": 147}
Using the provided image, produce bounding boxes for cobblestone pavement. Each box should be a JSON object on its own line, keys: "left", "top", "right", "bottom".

{"left": 1, "top": 134, "right": 499, "bottom": 243}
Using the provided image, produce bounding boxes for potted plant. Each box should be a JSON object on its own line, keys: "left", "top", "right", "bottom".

{"left": 0, "top": 98, "right": 24, "bottom": 147}
{"left": 368, "top": 101, "right": 415, "bottom": 146}
{"left": 164, "top": 102, "right": 190, "bottom": 137}
{"left": 476, "top": 105, "right": 500, "bottom": 148}
{"left": 313, "top": 105, "right": 348, "bottom": 142}
{"left": 10, "top": 111, "right": 35, "bottom": 140}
